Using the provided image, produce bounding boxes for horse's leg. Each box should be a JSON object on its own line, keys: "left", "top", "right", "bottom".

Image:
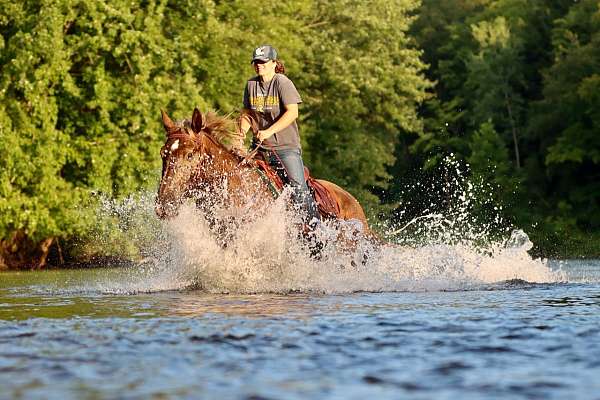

{"left": 195, "top": 199, "right": 233, "bottom": 249}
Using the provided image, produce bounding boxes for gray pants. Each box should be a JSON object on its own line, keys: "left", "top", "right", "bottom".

{"left": 263, "top": 148, "right": 320, "bottom": 224}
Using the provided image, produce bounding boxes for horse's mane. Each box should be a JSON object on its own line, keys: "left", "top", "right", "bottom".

{"left": 203, "top": 111, "right": 240, "bottom": 147}
{"left": 172, "top": 111, "right": 238, "bottom": 149}
{"left": 167, "top": 109, "right": 260, "bottom": 161}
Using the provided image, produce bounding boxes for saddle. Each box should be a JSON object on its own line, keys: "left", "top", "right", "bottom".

{"left": 252, "top": 159, "right": 341, "bottom": 220}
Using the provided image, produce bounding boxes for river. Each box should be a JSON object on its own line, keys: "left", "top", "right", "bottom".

{"left": 1, "top": 259, "right": 599, "bottom": 399}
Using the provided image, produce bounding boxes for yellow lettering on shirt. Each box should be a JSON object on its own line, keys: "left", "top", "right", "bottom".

{"left": 250, "top": 95, "right": 279, "bottom": 110}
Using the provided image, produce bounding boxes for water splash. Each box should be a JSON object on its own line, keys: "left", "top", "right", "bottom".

{"left": 76, "top": 165, "right": 565, "bottom": 295}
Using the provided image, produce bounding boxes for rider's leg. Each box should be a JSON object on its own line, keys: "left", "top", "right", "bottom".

{"left": 268, "top": 149, "right": 320, "bottom": 224}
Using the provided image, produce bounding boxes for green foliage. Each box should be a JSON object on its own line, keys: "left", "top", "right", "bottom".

{"left": 3, "top": 0, "right": 598, "bottom": 261}
{"left": 293, "top": 0, "right": 432, "bottom": 211}
{"left": 536, "top": 1, "right": 600, "bottom": 166}
{"left": 401, "top": 0, "right": 599, "bottom": 257}
{"left": 528, "top": 0, "right": 600, "bottom": 239}
{"left": 0, "top": 0, "right": 431, "bottom": 258}
{"left": 466, "top": 15, "right": 526, "bottom": 169}
{"left": 467, "top": 120, "right": 521, "bottom": 221}
{"left": 2, "top": 0, "right": 192, "bottom": 244}
{"left": 468, "top": 120, "right": 510, "bottom": 181}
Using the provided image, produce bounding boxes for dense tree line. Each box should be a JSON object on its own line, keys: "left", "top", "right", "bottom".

{"left": 0, "top": 0, "right": 598, "bottom": 268}
{"left": 0, "top": 0, "right": 428, "bottom": 268}
{"left": 389, "top": 0, "right": 599, "bottom": 257}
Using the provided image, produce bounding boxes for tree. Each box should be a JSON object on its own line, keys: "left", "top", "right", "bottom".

{"left": 391, "top": 0, "right": 598, "bottom": 257}
{"left": 529, "top": 0, "right": 600, "bottom": 234}
{"left": 0, "top": 0, "right": 433, "bottom": 267}
{"left": 292, "top": 0, "right": 432, "bottom": 213}
{"left": 0, "top": 0, "right": 228, "bottom": 267}
{"left": 466, "top": 16, "right": 525, "bottom": 168}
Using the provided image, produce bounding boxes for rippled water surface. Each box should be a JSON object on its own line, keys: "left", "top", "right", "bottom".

{"left": 1, "top": 260, "right": 600, "bottom": 399}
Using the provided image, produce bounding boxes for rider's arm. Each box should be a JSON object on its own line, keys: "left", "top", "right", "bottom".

{"left": 257, "top": 103, "right": 298, "bottom": 141}
{"left": 238, "top": 111, "right": 252, "bottom": 134}
{"left": 231, "top": 84, "right": 253, "bottom": 151}
{"left": 231, "top": 109, "right": 252, "bottom": 151}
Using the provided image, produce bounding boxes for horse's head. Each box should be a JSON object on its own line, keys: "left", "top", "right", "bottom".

{"left": 155, "top": 108, "right": 244, "bottom": 219}
{"left": 155, "top": 108, "right": 207, "bottom": 219}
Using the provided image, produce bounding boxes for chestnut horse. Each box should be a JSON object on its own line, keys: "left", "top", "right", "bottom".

{"left": 155, "top": 108, "right": 371, "bottom": 239}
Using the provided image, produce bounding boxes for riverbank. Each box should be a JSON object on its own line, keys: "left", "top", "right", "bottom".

{"left": 2, "top": 231, "right": 599, "bottom": 271}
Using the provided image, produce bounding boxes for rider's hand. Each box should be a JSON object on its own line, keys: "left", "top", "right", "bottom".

{"left": 231, "top": 148, "right": 247, "bottom": 158}
{"left": 257, "top": 129, "right": 274, "bottom": 142}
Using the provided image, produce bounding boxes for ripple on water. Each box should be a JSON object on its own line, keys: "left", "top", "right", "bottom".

{"left": 1, "top": 263, "right": 600, "bottom": 399}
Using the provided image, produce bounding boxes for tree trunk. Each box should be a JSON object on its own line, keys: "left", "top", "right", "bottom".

{"left": 0, "top": 231, "right": 54, "bottom": 270}
{"left": 504, "top": 89, "right": 521, "bottom": 169}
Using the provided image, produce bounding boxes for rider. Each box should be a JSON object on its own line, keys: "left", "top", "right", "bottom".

{"left": 235, "top": 44, "right": 320, "bottom": 226}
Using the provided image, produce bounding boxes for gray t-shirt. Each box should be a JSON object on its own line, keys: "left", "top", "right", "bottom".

{"left": 243, "top": 73, "right": 302, "bottom": 150}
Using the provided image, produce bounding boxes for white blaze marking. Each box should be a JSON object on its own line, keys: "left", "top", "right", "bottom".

{"left": 170, "top": 140, "right": 180, "bottom": 151}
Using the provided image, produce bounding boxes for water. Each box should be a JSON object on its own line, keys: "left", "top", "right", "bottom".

{"left": 1, "top": 261, "right": 600, "bottom": 400}
{"left": 1, "top": 173, "right": 598, "bottom": 399}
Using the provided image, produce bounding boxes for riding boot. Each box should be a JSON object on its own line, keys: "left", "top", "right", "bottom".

{"left": 303, "top": 191, "right": 321, "bottom": 228}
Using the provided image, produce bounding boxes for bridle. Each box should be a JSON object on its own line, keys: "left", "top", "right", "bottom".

{"left": 161, "top": 126, "right": 205, "bottom": 189}
{"left": 162, "top": 125, "right": 246, "bottom": 191}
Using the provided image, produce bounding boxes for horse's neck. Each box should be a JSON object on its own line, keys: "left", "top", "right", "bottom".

{"left": 202, "top": 135, "right": 235, "bottom": 161}
{"left": 200, "top": 136, "right": 271, "bottom": 192}
{"left": 199, "top": 135, "right": 246, "bottom": 179}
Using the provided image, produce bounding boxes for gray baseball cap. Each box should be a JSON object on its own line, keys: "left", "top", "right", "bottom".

{"left": 251, "top": 45, "right": 278, "bottom": 63}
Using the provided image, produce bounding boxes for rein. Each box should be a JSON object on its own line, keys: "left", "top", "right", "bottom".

{"left": 239, "top": 146, "right": 260, "bottom": 166}
{"left": 164, "top": 124, "right": 285, "bottom": 200}
{"left": 254, "top": 141, "right": 292, "bottom": 182}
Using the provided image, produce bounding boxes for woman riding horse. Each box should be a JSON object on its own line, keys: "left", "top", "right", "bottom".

{"left": 155, "top": 108, "right": 375, "bottom": 258}
{"left": 233, "top": 45, "right": 320, "bottom": 227}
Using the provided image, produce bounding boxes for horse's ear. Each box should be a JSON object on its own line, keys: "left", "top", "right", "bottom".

{"left": 161, "top": 109, "right": 175, "bottom": 133}
{"left": 191, "top": 107, "right": 205, "bottom": 133}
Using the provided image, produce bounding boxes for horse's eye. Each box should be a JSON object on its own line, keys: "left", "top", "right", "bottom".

{"left": 187, "top": 153, "right": 194, "bottom": 160}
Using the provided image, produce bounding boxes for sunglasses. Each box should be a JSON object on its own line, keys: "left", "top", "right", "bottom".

{"left": 252, "top": 59, "right": 271, "bottom": 65}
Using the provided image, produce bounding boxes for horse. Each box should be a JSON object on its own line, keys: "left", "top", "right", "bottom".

{"left": 155, "top": 108, "right": 373, "bottom": 247}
